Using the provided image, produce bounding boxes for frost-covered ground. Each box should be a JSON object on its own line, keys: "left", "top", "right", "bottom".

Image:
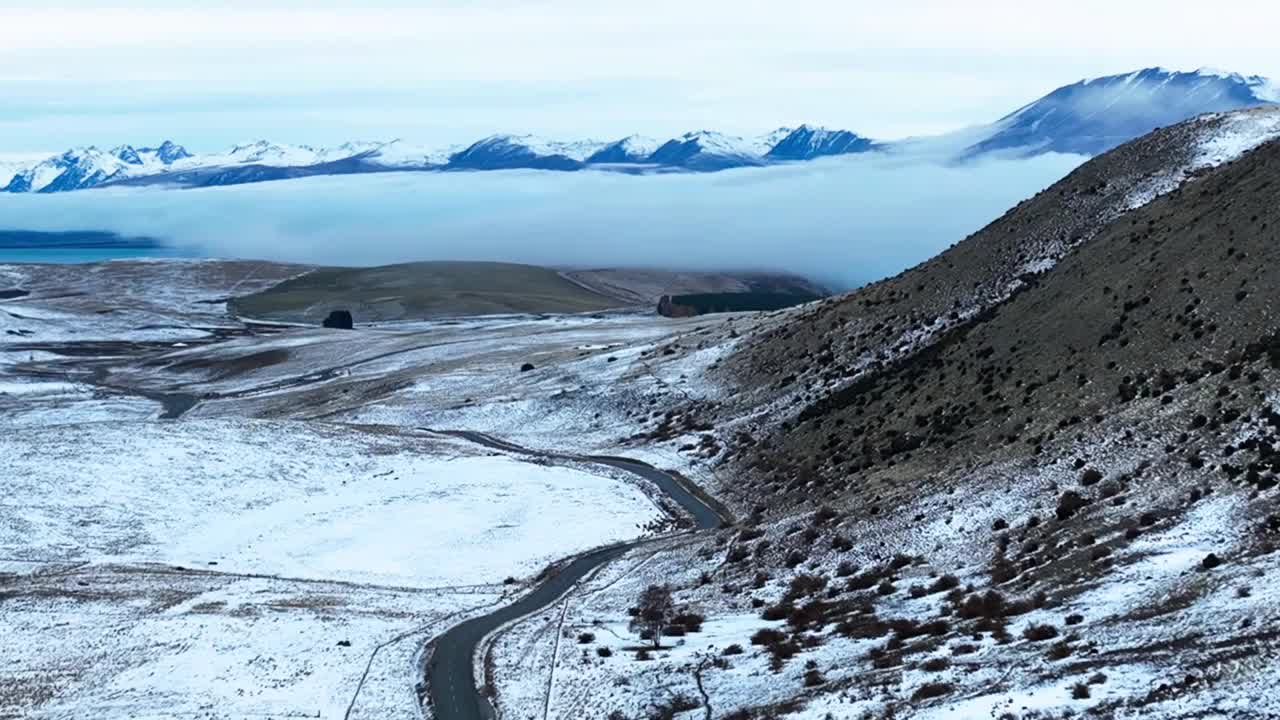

{"left": 2, "top": 563, "right": 501, "bottom": 719}
{"left": 0, "top": 420, "right": 665, "bottom": 587}
{"left": 0, "top": 258, "right": 755, "bottom": 719}
{"left": 0, "top": 418, "right": 674, "bottom": 718}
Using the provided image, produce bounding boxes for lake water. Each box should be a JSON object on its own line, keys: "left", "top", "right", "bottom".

{"left": 0, "top": 247, "right": 194, "bottom": 264}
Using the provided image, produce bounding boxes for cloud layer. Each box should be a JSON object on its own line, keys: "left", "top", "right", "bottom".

{"left": 0, "top": 153, "right": 1085, "bottom": 289}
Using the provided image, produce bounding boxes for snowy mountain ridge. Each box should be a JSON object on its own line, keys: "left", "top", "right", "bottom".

{"left": 4, "top": 66, "right": 1276, "bottom": 193}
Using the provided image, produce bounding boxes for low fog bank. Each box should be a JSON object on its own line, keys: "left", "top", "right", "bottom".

{"left": 0, "top": 152, "right": 1085, "bottom": 290}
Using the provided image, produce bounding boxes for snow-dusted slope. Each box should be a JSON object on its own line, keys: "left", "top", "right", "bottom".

{"left": 446, "top": 135, "right": 608, "bottom": 170}
{"left": 4, "top": 148, "right": 134, "bottom": 193}
{"left": 766, "top": 124, "right": 877, "bottom": 160}
{"left": 646, "top": 131, "right": 768, "bottom": 170}
{"left": 966, "top": 67, "right": 1278, "bottom": 157}
{"left": 752, "top": 127, "right": 795, "bottom": 155}
{"left": 585, "top": 135, "right": 663, "bottom": 164}
{"left": 362, "top": 139, "right": 459, "bottom": 168}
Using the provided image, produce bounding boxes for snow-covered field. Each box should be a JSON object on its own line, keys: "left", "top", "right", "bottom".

{"left": 0, "top": 409, "right": 673, "bottom": 717}
{"left": 0, "top": 256, "right": 760, "bottom": 718}
{"left": 2, "top": 564, "right": 500, "bottom": 719}
{"left": 0, "top": 419, "right": 664, "bottom": 587}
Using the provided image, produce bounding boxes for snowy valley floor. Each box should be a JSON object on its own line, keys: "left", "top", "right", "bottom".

{"left": 0, "top": 420, "right": 668, "bottom": 719}
{"left": 0, "top": 262, "right": 740, "bottom": 719}
{"left": 6, "top": 257, "right": 1280, "bottom": 720}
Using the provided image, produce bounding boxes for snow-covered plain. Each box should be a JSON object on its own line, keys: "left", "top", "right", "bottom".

{"left": 0, "top": 372, "right": 675, "bottom": 718}
{"left": 0, "top": 257, "right": 753, "bottom": 717}
{"left": 0, "top": 419, "right": 664, "bottom": 589}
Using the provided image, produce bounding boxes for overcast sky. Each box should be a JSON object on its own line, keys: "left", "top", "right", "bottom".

{"left": 2, "top": 1, "right": 1279, "bottom": 153}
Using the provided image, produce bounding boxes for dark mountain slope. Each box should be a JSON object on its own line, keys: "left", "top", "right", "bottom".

{"left": 675, "top": 114, "right": 1280, "bottom": 719}
{"left": 727, "top": 128, "right": 1280, "bottom": 510}
{"left": 725, "top": 111, "right": 1272, "bottom": 428}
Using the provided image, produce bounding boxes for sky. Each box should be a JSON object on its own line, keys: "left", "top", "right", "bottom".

{"left": 2, "top": 1, "right": 1280, "bottom": 153}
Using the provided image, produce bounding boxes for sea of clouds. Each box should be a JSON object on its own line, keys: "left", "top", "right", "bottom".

{"left": 0, "top": 151, "right": 1084, "bottom": 290}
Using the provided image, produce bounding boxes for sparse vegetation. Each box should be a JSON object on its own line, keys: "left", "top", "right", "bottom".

{"left": 630, "top": 585, "right": 677, "bottom": 649}
{"left": 911, "top": 682, "right": 954, "bottom": 702}
{"left": 1022, "top": 624, "right": 1059, "bottom": 642}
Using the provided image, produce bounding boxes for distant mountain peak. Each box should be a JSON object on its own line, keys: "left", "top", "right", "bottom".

{"left": 767, "top": 125, "right": 876, "bottom": 160}
{"left": 112, "top": 144, "right": 143, "bottom": 165}
{"left": 586, "top": 135, "right": 662, "bottom": 164}
{"left": 968, "top": 66, "right": 1278, "bottom": 157}
{"left": 153, "top": 140, "right": 193, "bottom": 164}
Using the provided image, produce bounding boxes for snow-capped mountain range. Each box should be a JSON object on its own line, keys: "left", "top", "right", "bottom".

{"left": 3, "top": 67, "right": 1275, "bottom": 194}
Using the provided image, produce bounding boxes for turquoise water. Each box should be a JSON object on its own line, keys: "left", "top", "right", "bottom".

{"left": 0, "top": 247, "right": 194, "bottom": 264}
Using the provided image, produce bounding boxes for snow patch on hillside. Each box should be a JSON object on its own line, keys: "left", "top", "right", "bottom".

{"left": 1124, "top": 106, "right": 1280, "bottom": 210}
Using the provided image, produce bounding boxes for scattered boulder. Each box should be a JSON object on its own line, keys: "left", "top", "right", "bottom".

{"left": 520, "top": 363, "right": 536, "bottom": 372}
{"left": 323, "top": 310, "right": 354, "bottom": 329}
{"left": 1201, "top": 553, "right": 1222, "bottom": 570}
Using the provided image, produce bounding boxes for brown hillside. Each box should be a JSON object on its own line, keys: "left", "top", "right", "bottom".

{"left": 726, "top": 126, "right": 1280, "bottom": 514}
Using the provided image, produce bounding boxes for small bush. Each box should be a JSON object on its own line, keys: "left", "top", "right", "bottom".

{"left": 787, "top": 574, "right": 827, "bottom": 598}
{"left": 846, "top": 572, "right": 880, "bottom": 591}
{"left": 1081, "top": 468, "right": 1103, "bottom": 486}
{"left": 1202, "top": 553, "right": 1222, "bottom": 570}
{"left": 958, "top": 590, "right": 1005, "bottom": 619}
{"left": 722, "top": 643, "right": 744, "bottom": 655}
{"left": 751, "top": 628, "right": 787, "bottom": 646}
{"left": 674, "top": 612, "right": 705, "bottom": 632}
{"left": 1056, "top": 491, "right": 1089, "bottom": 520}
{"left": 1046, "top": 640, "right": 1072, "bottom": 660}
{"left": 649, "top": 694, "right": 699, "bottom": 720}
{"left": 596, "top": 646, "right": 613, "bottom": 658}
{"left": 1071, "top": 682, "right": 1091, "bottom": 700}
{"left": 767, "top": 640, "right": 800, "bottom": 663}
{"left": 911, "top": 682, "right": 954, "bottom": 702}
{"left": 761, "top": 604, "right": 792, "bottom": 621}
{"left": 1089, "top": 672, "right": 1108, "bottom": 685}
{"left": 921, "top": 657, "right": 950, "bottom": 672}
{"left": 577, "top": 632, "right": 595, "bottom": 644}
{"left": 951, "top": 643, "right": 978, "bottom": 655}
{"left": 1064, "top": 613, "right": 1085, "bottom": 626}
{"left": 877, "top": 579, "right": 897, "bottom": 596}
{"left": 931, "top": 574, "right": 961, "bottom": 593}
{"left": 635, "top": 649, "right": 651, "bottom": 661}
{"left": 803, "top": 668, "right": 826, "bottom": 687}
{"left": 1022, "top": 624, "right": 1059, "bottom": 642}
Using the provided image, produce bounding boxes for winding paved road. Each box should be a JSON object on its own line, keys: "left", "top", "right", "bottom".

{"left": 423, "top": 430, "right": 727, "bottom": 720}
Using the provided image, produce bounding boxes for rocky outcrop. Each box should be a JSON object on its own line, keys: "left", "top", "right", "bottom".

{"left": 322, "top": 310, "right": 354, "bottom": 329}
